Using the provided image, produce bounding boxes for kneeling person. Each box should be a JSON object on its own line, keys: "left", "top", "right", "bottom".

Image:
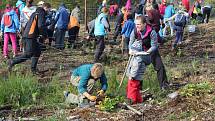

{"left": 66, "top": 63, "right": 108, "bottom": 105}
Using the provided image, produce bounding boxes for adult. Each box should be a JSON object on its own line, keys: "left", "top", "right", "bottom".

{"left": 1, "top": 4, "right": 20, "bottom": 58}
{"left": 20, "top": 0, "right": 37, "bottom": 52}
{"left": 127, "top": 16, "right": 158, "bottom": 104}
{"left": 94, "top": 7, "right": 110, "bottom": 62}
{"left": 71, "top": 5, "right": 81, "bottom": 23}
{"left": 65, "top": 63, "right": 108, "bottom": 106}
{"left": 8, "top": 3, "right": 51, "bottom": 74}
{"left": 54, "top": 3, "right": 69, "bottom": 50}
{"left": 68, "top": 11, "right": 80, "bottom": 49}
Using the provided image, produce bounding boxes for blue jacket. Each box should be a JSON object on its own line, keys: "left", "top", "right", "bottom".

{"left": 71, "top": 64, "right": 108, "bottom": 94}
{"left": 94, "top": 13, "right": 109, "bottom": 36}
{"left": 54, "top": 5, "right": 69, "bottom": 30}
{"left": 164, "top": 5, "right": 175, "bottom": 18}
{"left": 121, "top": 19, "right": 135, "bottom": 38}
{"left": 1, "top": 10, "right": 20, "bottom": 33}
{"left": 16, "top": 0, "right": 26, "bottom": 14}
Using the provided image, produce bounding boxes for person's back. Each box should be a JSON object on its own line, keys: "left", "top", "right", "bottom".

{"left": 71, "top": 6, "right": 80, "bottom": 23}
{"left": 1, "top": 8, "right": 20, "bottom": 33}
{"left": 159, "top": 1, "right": 166, "bottom": 16}
{"left": 16, "top": 0, "right": 26, "bottom": 14}
{"left": 121, "top": 18, "right": 135, "bottom": 38}
{"left": 164, "top": 4, "right": 175, "bottom": 18}
{"left": 55, "top": 5, "right": 69, "bottom": 30}
{"left": 20, "top": 5, "right": 36, "bottom": 28}
{"left": 23, "top": 7, "right": 47, "bottom": 39}
{"left": 94, "top": 13, "right": 108, "bottom": 36}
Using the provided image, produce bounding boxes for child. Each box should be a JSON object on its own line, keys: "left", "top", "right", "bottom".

{"left": 168, "top": 10, "right": 188, "bottom": 50}
{"left": 1, "top": 4, "right": 20, "bottom": 59}
{"left": 121, "top": 13, "right": 135, "bottom": 56}
{"left": 65, "top": 63, "right": 108, "bottom": 106}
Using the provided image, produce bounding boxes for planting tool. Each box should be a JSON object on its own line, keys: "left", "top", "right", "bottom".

{"left": 118, "top": 52, "right": 149, "bottom": 88}
{"left": 118, "top": 54, "right": 133, "bottom": 88}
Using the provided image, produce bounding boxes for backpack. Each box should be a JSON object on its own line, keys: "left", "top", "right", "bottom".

{"left": 3, "top": 14, "right": 13, "bottom": 28}
{"left": 68, "top": 16, "right": 80, "bottom": 30}
{"left": 174, "top": 14, "right": 186, "bottom": 26}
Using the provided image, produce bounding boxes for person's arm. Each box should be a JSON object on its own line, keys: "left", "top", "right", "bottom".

{"left": 146, "top": 30, "right": 158, "bottom": 53}
{"left": 129, "top": 30, "right": 135, "bottom": 49}
{"left": 38, "top": 11, "right": 47, "bottom": 37}
{"left": 13, "top": 12, "right": 20, "bottom": 32}
{"left": 53, "top": 10, "right": 60, "bottom": 25}
{"left": 0, "top": 14, "right": 4, "bottom": 32}
{"left": 99, "top": 73, "right": 108, "bottom": 91}
{"left": 121, "top": 22, "right": 127, "bottom": 35}
{"left": 78, "top": 76, "right": 89, "bottom": 94}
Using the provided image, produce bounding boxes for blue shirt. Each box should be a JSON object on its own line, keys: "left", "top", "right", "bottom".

{"left": 71, "top": 64, "right": 108, "bottom": 94}
{"left": 164, "top": 5, "right": 175, "bottom": 18}
{"left": 121, "top": 19, "right": 135, "bottom": 38}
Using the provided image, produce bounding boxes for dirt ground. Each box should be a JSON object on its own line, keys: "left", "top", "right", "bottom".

{"left": 0, "top": 20, "right": 215, "bottom": 120}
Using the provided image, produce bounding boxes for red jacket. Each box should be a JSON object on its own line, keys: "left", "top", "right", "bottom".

{"left": 182, "top": 0, "right": 190, "bottom": 11}
{"left": 159, "top": 4, "right": 166, "bottom": 16}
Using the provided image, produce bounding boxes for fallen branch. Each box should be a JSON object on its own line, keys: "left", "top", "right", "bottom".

{"left": 122, "top": 102, "right": 142, "bottom": 115}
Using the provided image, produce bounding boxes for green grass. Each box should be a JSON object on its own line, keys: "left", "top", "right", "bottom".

{"left": 0, "top": 72, "right": 65, "bottom": 108}
{"left": 0, "top": 73, "right": 38, "bottom": 107}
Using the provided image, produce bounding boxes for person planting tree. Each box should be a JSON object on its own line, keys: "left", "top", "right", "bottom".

{"left": 65, "top": 63, "right": 108, "bottom": 107}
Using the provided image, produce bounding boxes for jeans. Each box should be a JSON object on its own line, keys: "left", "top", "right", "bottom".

{"left": 3, "top": 32, "right": 17, "bottom": 56}
{"left": 163, "top": 18, "right": 174, "bottom": 37}
{"left": 94, "top": 35, "right": 105, "bottom": 62}
{"left": 55, "top": 28, "right": 66, "bottom": 50}
{"left": 11, "top": 38, "right": 41, "bottom": 72}
{"left": 173, "top": 31, "right": 183, "bottom": 48}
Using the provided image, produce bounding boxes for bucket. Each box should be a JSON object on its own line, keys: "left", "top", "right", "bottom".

{"left": 188, "top": 25, "right": 196, "bottom": 33}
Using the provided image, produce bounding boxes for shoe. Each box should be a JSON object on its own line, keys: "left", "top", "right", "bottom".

{"left": 4, "top": 56, "right": 8, "bottom": 59}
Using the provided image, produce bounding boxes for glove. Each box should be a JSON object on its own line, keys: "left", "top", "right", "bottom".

{"left": 88, "top": 95, "right": 97, "bottom": 101}
{"left": 97, "top": 90, "right": 104, "bottom": 97}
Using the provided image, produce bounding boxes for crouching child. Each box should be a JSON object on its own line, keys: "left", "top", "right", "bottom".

{"left": 65, "top": 63, "right": 108, "bottom": 107}
{"left": 126, "top": 16, "right": 158, "bottom": 104}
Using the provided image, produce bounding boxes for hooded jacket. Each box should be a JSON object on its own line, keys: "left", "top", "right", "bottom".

{"left": 22, "top": 7, "right": 47, "bottom": 39}
{"left": 20, "top": 5, "right": 37, "bottom": 28}
{"left": 54, "top": 4, "right": 69, "bottom": 30}
{"left": 1, "top": 9, "right": 20, "bottom": 33}
{"left": 16, "top": 0, "right": 26, "bottom": 14}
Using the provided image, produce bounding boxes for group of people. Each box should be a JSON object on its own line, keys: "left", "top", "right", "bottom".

{"left": 0, "top": 0, "right": 213, "bottom": 106}
{"left": 0, "top": 0, "right": 81, "bottom": 73}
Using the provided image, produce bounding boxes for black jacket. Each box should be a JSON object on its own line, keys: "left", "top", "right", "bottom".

{"left": 23, "top": 7, "right": 47, "bottom": 39}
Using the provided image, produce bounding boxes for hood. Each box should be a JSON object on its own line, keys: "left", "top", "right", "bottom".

{"left": 59, "top": 3, "right": 66, "bottom": 9}
{"left": 4, "top": 9, "right": 16, "bottom": 15}
{"left": 73, "top": 7, "right": 80, "bottom": 13}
